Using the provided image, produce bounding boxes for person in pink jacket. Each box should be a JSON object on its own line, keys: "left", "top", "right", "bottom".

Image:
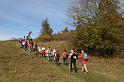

{"left": 63, "top": 50, "right": 68, "bottom": 65}
{"left": 78, "top": 50, "right": 88, "bottom": 73}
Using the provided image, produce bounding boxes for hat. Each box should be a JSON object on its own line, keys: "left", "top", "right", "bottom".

{"left": 71, "top": 50, "right": 74, "bottom": 53}
{"left": 42, "top": 47, "right": 45, "bottom": 50}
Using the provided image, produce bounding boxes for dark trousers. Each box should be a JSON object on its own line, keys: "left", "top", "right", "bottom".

{"left": 55, "top": 58, "right": 59, "bottom": 65}
{"left": 63, "top": 57, "right": 68, "bottom": 65}
{"left": 41, "top": 54, "right": 45, "bottom": 57}
{"left": 70, "top": 61, "right": 77, "bottom": 73}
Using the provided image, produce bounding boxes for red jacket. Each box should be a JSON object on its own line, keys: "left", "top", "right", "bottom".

{"left": 41, "top": 50, "right": 46, "bottom": 55}
{"left": 78, "top": 53, "right": 86, "bottom": 64}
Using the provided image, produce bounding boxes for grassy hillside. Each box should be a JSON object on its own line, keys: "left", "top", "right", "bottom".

{"left": 38, "top": 41, "right": 124, "bottom": 82}
{"left": 0, "top": 41, "right": 123, "bottom": 82}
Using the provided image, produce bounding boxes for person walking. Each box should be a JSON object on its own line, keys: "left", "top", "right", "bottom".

{"left": 52, "top": 49, "right": 56, "bottom": 62}
{"left": 78, "top": 50, "right": 88, "bottom": 73}
{"left": 46, "top": 47, "right": 51, "bottom": 61}
{"left": 54, "top": 50, "right": 60, "bottom": 65}
{"left": 27, "top": 41, "right": 31, "bottom": 52}
{"left": 63, "top": 50, "right": 68, "bottom": 65}
{"left": 18, "top": 38, "right": 23, "bottom": 48}
{"left": 41, "top": 47, "right": 46, "bottom": 58}
{"left": 68, "top": 50, "right": 78, "bottom": 73}
{"left": 33, "top": 42, "right": 39, "bottom": 56}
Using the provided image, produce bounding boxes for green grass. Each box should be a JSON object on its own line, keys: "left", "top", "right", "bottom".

{"left": 0, "top": 41, "right": 123, "bottom": 82}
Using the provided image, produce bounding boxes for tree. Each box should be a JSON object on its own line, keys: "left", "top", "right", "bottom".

{"left": 68, "top": 0, "right": 122, "bottom": 57}
{"left": 68, "top": 0, "right": 99, "bottom": 29}
{"left": 40, "top": 19, "right": 53, "bottom": 36}
{"left": 94, "top": 0, "right": 122, "bottom": 56}
{"left": 39, "top": 19, "right": 53, "bottom": 42}
{"left": 62, "top": 27, "right": 69, "bottom": 33}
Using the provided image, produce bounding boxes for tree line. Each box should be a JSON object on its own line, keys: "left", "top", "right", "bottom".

{"left": 36, "top": 0, "right": 124, "bottom": 57}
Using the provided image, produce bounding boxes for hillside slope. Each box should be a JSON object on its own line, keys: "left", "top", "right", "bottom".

{"left": 0, "top": 41, "right": 123, "bottom": 82}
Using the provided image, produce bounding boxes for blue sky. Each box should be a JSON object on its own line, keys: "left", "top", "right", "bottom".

{"left": 0, "top": 0, "right": 74, "bottom": 40}
{"left": 0, "top": 0, "right": 124, "bottom": 41}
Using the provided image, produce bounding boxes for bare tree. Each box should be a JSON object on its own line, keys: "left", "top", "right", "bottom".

{"left": 68, "top": 0, "right": 99, "bottom": 28}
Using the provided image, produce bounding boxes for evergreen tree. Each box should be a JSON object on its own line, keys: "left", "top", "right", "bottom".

{"left": 62, "top": 27, "right": 68, "bottom": 33}
{"left": 40, "top": 19, "right": 53, "bottom": 36}
{"left": 39, "top": 19, "right": 53, "bottom": 42}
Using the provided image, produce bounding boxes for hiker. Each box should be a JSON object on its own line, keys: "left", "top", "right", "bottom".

{"left": 28, "top": 31, "right": 32, "bottom": 38}
{"left": 33, "top": 42, "right": 39, "bottom": 56}
{"left": 24, "top": 40, "right": 28, "bottom": 51}
{"left": 22, "top": 41, "right": 25, "bottom": 49}
{"left": 41, "top": 47, "right": 46, "bottom": 58}
{"left": 46, "top": 47, "right": 51, "bottom": 61}
{"left": 38, "top": 46, "right": 41, "bottom": 53}
{"left": 30, "top": 41, "right": 34, "bottom": 51}
{"left": 68, "top": 49, "right": 78, "bottom": 73}
{"left": 78, "top": 50, "right": 88, "bottom": 73}
{"left": 63, "top": 49, "right": 68, "bottom": 65}
{"left": 27, "top": 41, "right": 31, "bottom": 52}
{"left": 21, "top": 36, "right": 25, "bottom": 49}
{"left": 22, "top": 39, "right": 25, "bottom": 49}
{"left": 52, "top": 49, "right": 56, "bottom": 61}
{"left": 18, "top": 38, "right": 22, "bottom": 48}
{"left": 54, "top": 50, "right": 60, "bottom": 65}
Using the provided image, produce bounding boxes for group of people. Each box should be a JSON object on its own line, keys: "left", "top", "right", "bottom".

{"left": 36, "top": 46, "right": 61, "bottom": 65}
{"left": 18, "top": 32, "right": 88, "bottom": 73}
{"left": 18, "top": 31, "right": 33, "bottom": 52}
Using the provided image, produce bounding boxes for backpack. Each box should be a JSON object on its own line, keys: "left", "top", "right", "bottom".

{"left": 71, "top": 53, "right": 77, "bottom": 60}
{"left": 47, "top": 49, "right": 51, "bottom": 54}
{"left": 56, "top": 52, "right": 60, "bottom": 58}
{"left": 84, "top": 53, "right": 88, "bottom": 59}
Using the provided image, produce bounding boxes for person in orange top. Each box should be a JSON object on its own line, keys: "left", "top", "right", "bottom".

{"left": 78, "top": 50, "right": 88, "bottom": 73}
